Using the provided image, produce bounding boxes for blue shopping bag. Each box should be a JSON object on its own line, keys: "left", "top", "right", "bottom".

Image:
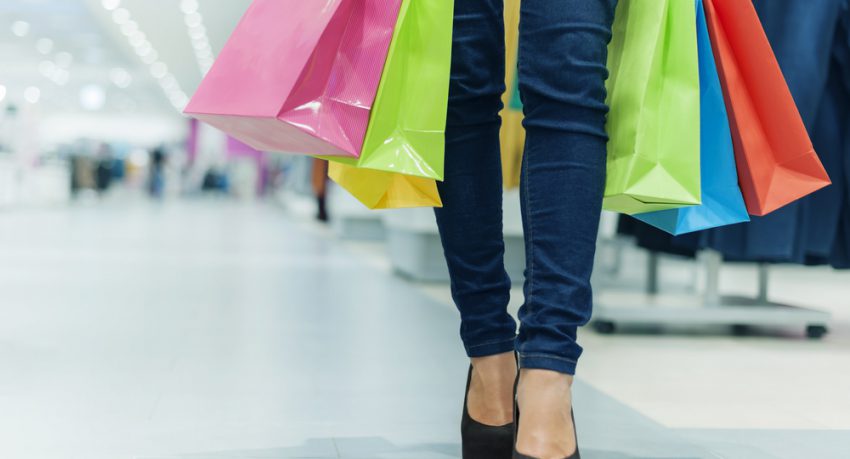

{"left": 634, "top": 0, "right": 749, "bottom": 235}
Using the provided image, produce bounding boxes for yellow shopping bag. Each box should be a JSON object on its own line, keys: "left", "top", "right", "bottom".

{"left": 329, "top": 163, "right": 442, "bottom": 209}
{"left": 500, "top": 0, "right": 524, "bottom": 190}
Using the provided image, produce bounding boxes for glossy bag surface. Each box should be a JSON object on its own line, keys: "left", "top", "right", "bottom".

{"left": 329, "top": 0, "right": 454, "bottom": 209}
{"left": 185, "top": 0, "right": 402, "bottom": 158}
{"left": 704, "top": 0, "right": 831, "bottom": 216}
{"left": 325, "top": 0, "right": 452, "bottom": 180}
{"left": 328, "top": 163, "right": 441, "bottom": 209}
{"left": 635, "top": 0, "right": 749, "bottom": 235}
{"left": 604, "top": 0, "right": 702, "bottom": 215}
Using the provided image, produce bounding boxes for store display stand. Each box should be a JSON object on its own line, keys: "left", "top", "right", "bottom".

{"left": 593, "top": 251, "right": 831, "bottom": 339}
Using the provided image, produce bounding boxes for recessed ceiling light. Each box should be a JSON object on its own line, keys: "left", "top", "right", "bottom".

{"left": 120, "top": 21, "right": 138, "bottom": 36}
{"left": 108, "top": 5, "right": 188, "bottom": 113}
{"left": 112, "top": 8, "right": 130, "bottom": 25}
{"left": 39, "top": 60, "right": 57, "bottom": 78}
{"left": 80, "top": 84, "right": 106, "bottom": 111}
{"left": 12, "top": 21, "right": 30, "bottom": 37}
{"left": 36, "top": 38, "right": 54, "bottom": 55}
{"left": 180, "top": 0, "right": 199, "bottom": 14}
{"left": 110, "top": 68, "right": 133, "bottom": 89}
{"left": 102, "top": 0, "right": 121, "bottom": 11}
{"left": 150, "top": 62, "right": 168, "bottom": 79}
{"left": 53, "top": 68, "right": 70, "bottom": 86}
{"left": 54, "top": 52, "right": 74, "bottom": 68}
{"left": 184, "top": 13, "right": 202, "bottom": 28}
{"left": 141, "top": 52, "right": 158, "bottom": 64}
{"left": 24, "top": 86, "right": 41, "bottom": 104}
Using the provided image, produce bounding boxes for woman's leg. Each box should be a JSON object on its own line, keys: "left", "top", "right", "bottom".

{"left": 514, "top": 0, "right": 617, "bottom": 456}
{"left": 434, "top": 0, "right": 517, "bottom": 425}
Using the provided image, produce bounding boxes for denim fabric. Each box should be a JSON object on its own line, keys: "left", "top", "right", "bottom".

{"left": 434, "top": 0, "right": 617, "bottom": 375}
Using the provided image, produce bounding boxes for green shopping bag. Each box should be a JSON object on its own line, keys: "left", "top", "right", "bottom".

{"left": 322, "top": 0, "right": 452, "bottom": 181}
{"left": 603, "top": 0, "right": 702, "bottom": 215}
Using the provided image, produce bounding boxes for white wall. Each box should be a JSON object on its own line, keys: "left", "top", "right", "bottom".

{"left": 38, "top": 112, "right": 188, "bottom": 148}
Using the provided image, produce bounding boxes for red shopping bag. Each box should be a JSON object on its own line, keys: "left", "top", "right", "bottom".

{"left": 185, "top": 0, "right": 402, "bottom": 158}
{"left": 704, "top": 0, "right": 830, "bottom": 216}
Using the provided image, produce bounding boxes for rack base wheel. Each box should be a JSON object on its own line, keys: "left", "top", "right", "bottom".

{"left": 594, "top": 321, "right": 617, "bottom": 334}
{"left": 806, "top": 325, "right": 828, "bottom": 340}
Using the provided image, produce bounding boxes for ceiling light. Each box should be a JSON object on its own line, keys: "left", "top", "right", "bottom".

{"left": 39, "top": 60, "right": 56, "bottom": 77}
{"left": 53, "top": 69, "right": 70, "bottom": 86}
{"left": 160, "top": 75, "right": 177, "bottom": 90}
{"left": 24, "top": 86, "right": 41, "bottom": 104}
{"left": 112, "top": 8, "right": 130, "bottom": 25}
{"left": 12, "top": 21, "right": 30, "bottom": 37}
{"left": 180, "top": 3, "right": 215, "bottom": 76}
{"left": 184, "top": 13, "right": 202, "bottom": 28}
{"left": 180, "top": 0, "right": 199, "bottom": 14}
{"left": 102, "top": 0, "right": 121, "bottom": 10}
{"left": 120, "top": 21, "right": 138, "bottom": 36}
{"left": 141, "top": 52, "right": 158, "bottom": 64}
{"left": 188, "top": 27, "right": 206, "bottom": 40}
{"left": 108, "top": 5, "right": 188, "bottom": 113}
{"left": 129, "top": 33, "right": 146, "bottom": 47}
{"left": 36, "top": 38, "right": 54, "bottom": 55}
{"left": 109, "top": 68, "right": 133, "bottom": 89}
{"left": 0, "top": 85, "right": 6, "bottom": 103}
{"left": 135, "top": 43, "right": 152, "bottom": 56}
{"left": 80, "top": 84, "right": 106, "bottom": 111}
{"left": 150, "top": 62, "right": 168, "bottom": 79}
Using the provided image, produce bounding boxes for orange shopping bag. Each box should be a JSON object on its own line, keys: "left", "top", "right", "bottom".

{"left": 704, "top": 0, "right": 831, "bottom": 216}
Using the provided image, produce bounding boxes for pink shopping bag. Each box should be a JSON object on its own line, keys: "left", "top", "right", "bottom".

{"left": 185, "top": 0, "right": 402, "bottom": 158}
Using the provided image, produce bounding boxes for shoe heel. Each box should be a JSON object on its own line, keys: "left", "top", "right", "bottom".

{"left": 461, "top": 364, "right": 514, "bottom": 459}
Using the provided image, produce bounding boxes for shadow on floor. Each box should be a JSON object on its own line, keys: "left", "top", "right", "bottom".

{"left": 168, "top": 437, "right": 704, "bottom": 459}
{"left": 175, "top": 436, "right": 459, "bottom": 458}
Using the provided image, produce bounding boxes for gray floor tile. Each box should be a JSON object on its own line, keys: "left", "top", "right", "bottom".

{"left": 679, "top": 429, "right": 850, "bottom": 459}
{"left": 0, "top": 199, "right": 844, "bottom": 459}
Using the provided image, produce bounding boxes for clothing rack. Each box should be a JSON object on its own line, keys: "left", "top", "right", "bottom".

{"left": 592, "top": 250, "right": 831, "bottom": 339}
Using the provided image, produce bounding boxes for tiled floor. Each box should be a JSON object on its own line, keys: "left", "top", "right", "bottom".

{"left": 0, "top": 198, "right": 848, "bottom": 459}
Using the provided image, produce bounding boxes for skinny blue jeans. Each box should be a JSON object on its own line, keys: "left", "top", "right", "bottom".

{"left": 435, "top": 0, "right": 617, "bottom": 375}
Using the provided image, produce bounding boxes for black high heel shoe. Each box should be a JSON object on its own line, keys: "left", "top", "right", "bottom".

{"left": 461, "top": 364, "right": 514, "bottom": 459}
{"left": 512, "top": 376, "right": 580, "bottom": 459}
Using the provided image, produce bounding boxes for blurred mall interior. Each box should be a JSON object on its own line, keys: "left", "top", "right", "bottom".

{"left": 1, "top": 0, "right": 850, "bottom": 458}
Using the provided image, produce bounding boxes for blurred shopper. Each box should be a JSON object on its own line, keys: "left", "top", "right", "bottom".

{"left": 435, "top": 1, "right": 617, "bottom": 458}
{"left": 311, "top": 158, "right": 329, "bottom": 222}
{"left": 70, "top": 154, "right": 96, "bottom": 197}
{"left": 94, "top": 144, "right": 114, "bottom": 196}
{"left": 201, "top": 166, "right": 228, "bottom": 193}
{"left": 148, "top": 146, "right": 166, "bottom": 199}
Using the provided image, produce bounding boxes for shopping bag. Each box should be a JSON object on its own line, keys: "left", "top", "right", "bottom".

{"left": 329, "top": 163, "right": 441, "bottom": 209}
{"left": 184, "top": 0, "right": 402, "bottom": 158}
{"left": 501, "top": 0, "right": 525, "bottom": 189}
{"left": 604, "top": 0, "right": 702, "bottom": 215}
{"left": 323, "top": 0, "right": 452, "bottom": 181}
{"left": 635, "top": 0, "right": 749, "bottom": 235}
{"left": 704, "top": 0, "right": 831, "bottom": 216}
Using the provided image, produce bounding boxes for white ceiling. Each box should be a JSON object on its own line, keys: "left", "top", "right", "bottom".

{"left": 0, "top": 0, "right": 251, "bottom": 116}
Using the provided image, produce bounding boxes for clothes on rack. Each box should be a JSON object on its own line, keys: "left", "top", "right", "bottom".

{"left": 621, "top": 0, "right": 850, "bottom": 269}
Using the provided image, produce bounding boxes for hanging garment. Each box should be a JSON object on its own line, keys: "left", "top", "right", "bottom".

{"left": 705, "top": 0, "right": 844, "bottom": 263}
{"left": 828, "top": 5, "right": 850, "bottom": 269}
{"left": 805, "top": 65, "right": 847, "bottom": 261}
